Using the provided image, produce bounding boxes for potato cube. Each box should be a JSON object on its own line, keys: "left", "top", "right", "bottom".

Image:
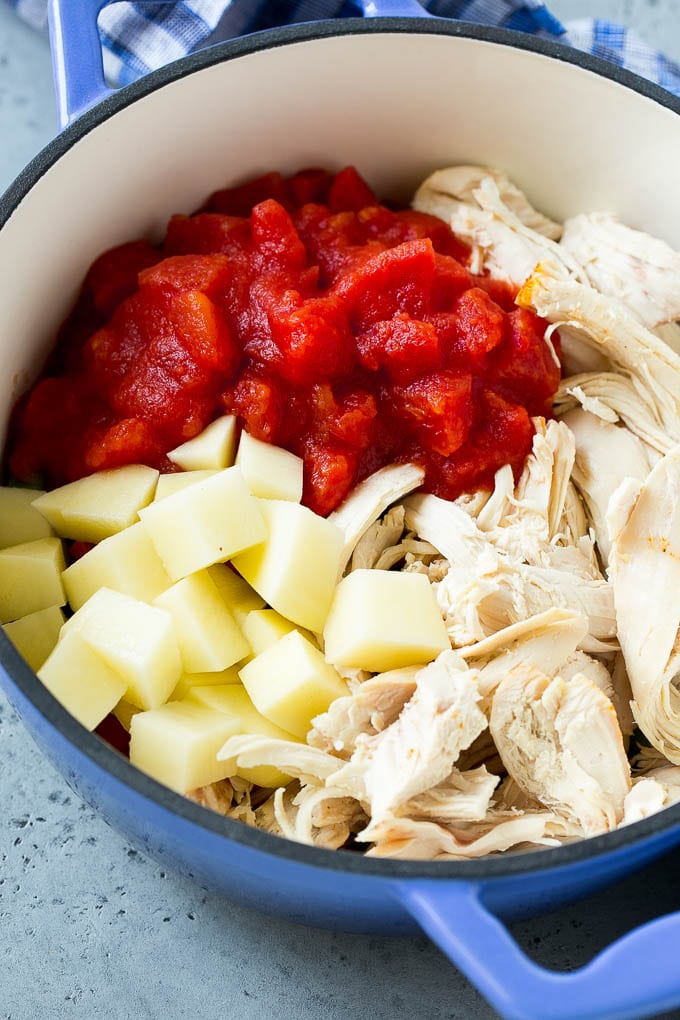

{"left": 154, "top": 470, "right": 217, "bottom": 501}
{"left": 38, "top": 629, "right": 127, "bottom": 731}
{"left": 207, "top": 563, "right": 265, "bottom": 624}
{"left": 31, "top": 465, "right": 159, "bottom": 543}
{"left": 0, "top": 487, "right": 54, "bottom": 548}
{"left": 139, "top": 467, "right": 266, "bottom": 581}
{"left": 323, "top": 569, "right": 449, "bottom": 672}
{"left": 188, "top": 684, "right": 298, "bottom": 787}
{"left": 154, "top": 570, "right": 250, "bottom": 673}
{"left": 3, "top": 605, "right": 66, "bottom": 671}
{"left": 232, "top": 501, "right": 342, "bottom": 632}
{"left": 129, "top": 701, "right": 241, "bottom": 793}
{"left": 241, "top": 608, "right": 301, "bottom": 663}
{"left": 66, "top": 587, "right": 181, "bottom": 710}
{"left": 236, "top": 431, "right": 303, "bottom": 502}
{"left": 0, "top": 537, "right": 66, "bottom": 624}
{"left": 62, "top": 521, "right": 172, "bottom": 611}
{"left": 169, "top": 665, "right": 242, "bottom": 701}
{"left": 167, "top": 415, "right": 238, "bottom": 471}
{"left": 239, "top": 630, "right": 347, "bottom": 739}
{"left": 113, "top": 698, "right": 140, "bottom": 733}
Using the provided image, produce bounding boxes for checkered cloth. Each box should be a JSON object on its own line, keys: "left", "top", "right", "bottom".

{"left": 9, "top": 0, "right": 680, "bottom": 95}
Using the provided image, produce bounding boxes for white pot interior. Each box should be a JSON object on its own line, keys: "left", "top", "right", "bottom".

{"left": 2, "top": 28, "right": 680, "bottom": 455}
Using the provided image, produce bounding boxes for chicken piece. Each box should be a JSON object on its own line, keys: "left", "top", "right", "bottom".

{"left": 621, "top": 778, "right": 668, "bottom": 825}
{"left": 478, "top": 560, "right": 617, "bottom": 654}
{"left": 558, "top": 481, "right": 590, "bottom": 549}
{"left": 608, "top": 447, "right": 680, "bottom": 763}
{"left": 555, "top": 372, "right": 673, "bottom": 455}
{"left": 349, "top": 506, "right": 406, "bottom": 571}
{"left": 470, "top": 607, "right": 588, "bottom": 696}
{"left": 561, "top": 407, "right": 651, "bottom": 565}
{"left": 403, "top": 491, "right": 492, "bottom": 568}
{"left": 654, "top": 321, "right": 680, "bottom": 356}
{"left": 490, "top": 418, "right": 575, "bottom": 558}
{"left": 558, "top": 324, "right": 611, "bottom": 377}
{"left": 274, "top": 785, "right": 367, "bottom": 850}
{"left": 559, "top": 649, "right": 614, "bottom": 697}
{"left": 518, "top": 266, "right": 680, "bottom": 446}
{"left": 217, "top": 735, "right": 342, "bottom": 785}
{"left": 413, "top": 164, "right": 562, "bottom": 239}
{"left": 490, "top": 665, "right": 631, "bottom": 836}
{"left": 607, "top": 652, "right": 635, "bottom": 737}
{"left": 328, "top": 652, "right": 486, "bottom": 822}
{"left": 329, "top": 463, "right": 424, "bottom": 577}
{"left": 414, "top": 171, "right": 578, "bottom": 286}
{"left": 560, "top": 212, "right": 680, "bottom": 328}
{"left": 476, "top": 465, "right": 515, "bottom": 532}
{"left": 359, "top": 812, "right": 560, "bottom": 860}
{"left": 308, "top": 665, "right": 421, "bottom": 757}
{"left": 399, "top": 766, "right": 499, "bottom": 823}
{"left": 188, "top": 779, "right": 235, "bottom": 815}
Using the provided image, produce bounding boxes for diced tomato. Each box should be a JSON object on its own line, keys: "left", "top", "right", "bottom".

{"left": 391, "top": 371, "right": 474, "bottom": 457}
{"left": 221, "top": 370, "right": 284, "bottom": 444}
{"left": 356, "top": 313, "right": 441, "bottom": 383}
{"left": 334, "top": 238, "right": 437, "bottom": 331}
{"left": 302, "top": 438, "right": 358, "bottom": 517}
{"left": 10, "top": 165, "right": 560, "bottom": 515}
{"left": 328, "top": 166, "right": 377, "bottom": 212}
{"left": 202, "top": 171, "right": 291, "bottom": 216}
{"left": 83, "top": 240, "right": 160, "bottom": 318}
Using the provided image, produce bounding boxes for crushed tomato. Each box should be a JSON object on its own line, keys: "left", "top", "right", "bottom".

{"left": 8, "top": 166, "right": 561, "bottom": 516}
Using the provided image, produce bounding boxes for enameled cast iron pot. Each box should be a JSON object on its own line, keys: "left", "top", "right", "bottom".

{"left": 3, "top": 3, "right": 680, "bottom": 1017}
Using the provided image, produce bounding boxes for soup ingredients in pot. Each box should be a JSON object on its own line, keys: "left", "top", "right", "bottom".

{"left": 6, "top": 164, "right": 680, "bottom": 860}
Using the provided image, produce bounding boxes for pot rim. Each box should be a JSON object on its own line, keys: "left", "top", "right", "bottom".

{"left": 3, "top": 15, "right": 680, "bottom": 883}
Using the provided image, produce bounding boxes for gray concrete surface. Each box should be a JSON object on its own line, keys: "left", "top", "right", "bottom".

{"left": 3, "top": 3, "right": 680, "bottom": 1019}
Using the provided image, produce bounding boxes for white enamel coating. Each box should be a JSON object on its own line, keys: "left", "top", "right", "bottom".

{"left": 2, "top": 30, "right": 680, "bottom": 454}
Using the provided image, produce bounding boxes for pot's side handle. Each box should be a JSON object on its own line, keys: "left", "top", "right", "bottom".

{"left": 48, "top": 0, "right": 118, "bottom": 129}
{"left": 358, "top": 0, "right": 433, "bottom": 17}
{"left": 393, "top": 879, "right": 680, "bottom": 1020}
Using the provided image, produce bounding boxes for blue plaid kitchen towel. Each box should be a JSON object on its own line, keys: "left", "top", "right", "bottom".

{"left": 8, "top": 0, "right": 680, "bottom": 94}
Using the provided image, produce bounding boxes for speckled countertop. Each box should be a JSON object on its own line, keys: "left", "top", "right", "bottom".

{"left": 3, "top": 5, "right": 680, "bottom": 1019}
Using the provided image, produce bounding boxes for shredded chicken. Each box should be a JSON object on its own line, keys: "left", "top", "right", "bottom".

{"left": 560, "top": 212, "right": 680, "bottom": 328}
{"left": 490, "top": 665, "right": 631, "bottom": 836}
{"left": 608, "top": 447, "right": 680, "bottom": 763}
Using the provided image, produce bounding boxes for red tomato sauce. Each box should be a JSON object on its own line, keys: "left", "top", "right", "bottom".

{"left": 8, "top": 167, "right": 560, "bottom": 515}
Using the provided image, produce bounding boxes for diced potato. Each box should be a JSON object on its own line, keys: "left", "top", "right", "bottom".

{"left": 207, "top": 563, "right": 265, "bottom": 624}
{"left": 239, "top": 630, "right": 347, "bottom": 739}
{"left": 129, "top": 701, "right": 240, "bottom": 793}
{"left": 236, "top": 431, "right": 303, "bottom": 502}
{"left": 31, "top": 465, "right": 159, "bottom": 543}
{"left": 154, "top": 470, "right": 217, "bottom": 501}
{"left": 62, "top": 520, "right": 172, "bottom": 611}
{"left": 38, "top": 629, "right": 127, "bottom": 731}
{"left": 323, "top": 569, "right": 449, "bottom": 672}
{"left": 241, "top": 608, "right": 301, "bottom": 662}
{"left": 0, "top": 486, "right": 54, "bottom": 549}
{"left": 3, "top": 605, "right": 66, "bottom": 671}
{"left": 232, "top": 500, "right": 343, "bottom": 632}
{"left": 188, "top": 684, "right": 298, "bottom": 787}
{"left": 0, "top": 537, "right": 66, "bottom": 624}
{"left": 154, "top": 570, "right": 250, "bottom": 673}
{"left": 66, "top": 587, "right": 181, "bottom": 710}
{"left": 139, "top": 467, "right": 266, "bottom": 581}
{"left": 169, "top": 665, "right": 242, "bottom": 701}
{"left": 167, "top": 415, "right": 238, "bottom": 471}
{"left": 112, "top": 698, "right": 140, "bottom": 733}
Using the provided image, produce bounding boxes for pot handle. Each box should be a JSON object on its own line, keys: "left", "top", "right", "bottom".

{"left": 393, "top": 878, "right": 680, "bottom": 1020}
{"left": 359, "top": 0, "right": 433, "bottom": 17}
{"left": 47, "top": 0, "right": 435, "bottom": 130}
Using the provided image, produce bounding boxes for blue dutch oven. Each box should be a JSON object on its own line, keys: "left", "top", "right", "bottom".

{"left": 3, "top": 3, "right": 680, "bottom": 1017}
